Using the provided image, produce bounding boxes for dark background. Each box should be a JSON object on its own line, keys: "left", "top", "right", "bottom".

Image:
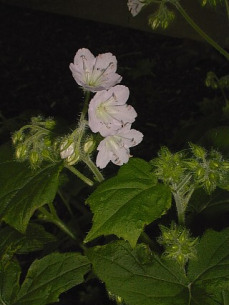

{"left": 1, "top": 3, "right": 229, "bottom": 158}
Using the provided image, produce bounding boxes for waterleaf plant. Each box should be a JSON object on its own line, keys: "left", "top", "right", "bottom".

{"left": 0, "top": 2, "right": 229, "bottom": 303}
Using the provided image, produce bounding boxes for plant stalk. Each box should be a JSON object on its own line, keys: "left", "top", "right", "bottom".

{"left": 65, "top": 164, "right": 94, "bottom": 186}
{"left": 173, "top": 192, "right": 185, "bottom": 225}
{"left": 172, "top": 0, "right": 229, "bottom": 61}
{"left": 38, "top": 207, "right": 77, "bottom": 240}
{"left": 82, "top": 156, "right": 104, "bottom": 182}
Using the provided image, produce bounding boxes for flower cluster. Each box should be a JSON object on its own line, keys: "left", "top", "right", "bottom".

{"left": 69, "top": 48, "right": 143, "bottom": 169}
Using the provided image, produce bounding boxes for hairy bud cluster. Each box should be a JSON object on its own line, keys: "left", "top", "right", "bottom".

{"left": 12, "top": 116, "right": 57, "bottom": 169}
{"left": 151, "top": 147, "right": 186, "bottom": 186}
{"left": 158, "top": 223, "right": 198, "bottom": 266}
{"left": 152, "top": 144, "right": 229, "bottom": 195}
{"left": 187, "top": 143, "right": 229, "bottom": 193}
{"left": 148, "top": 3, "right": 175, "bottom": 30}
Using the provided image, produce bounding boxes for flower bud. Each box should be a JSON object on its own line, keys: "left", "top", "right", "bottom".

{"left": 148, "top": 4, "right": 175, "bottom": 30}
{"left": 15, "top": 144, "right": 27, "bottom": 160}
{"left": 45, "top": 118, "right": 56, "bottom": 130}
{"left": 66, "top": 151, "right": 80, "bottom": 165}
{"left": 83, "top": 138, "right": 96, "bottom": 154}
{"left": 196, "top": 167, "right": 205, "bottom": 179}
{"left": 222, "top": 161, "right": 229, "bottom": 170}
{"left": 12, "top": 131, "right": 24, "bottom": 145}
{"left": 44, "top": 137, "right": 52, "bottom": 148}
{"left": 204, "top": 179, "right": 214, "bottom": 194}
{"left": 29, "top": 151, "right": 40, "bottom": 168}
{"left": 42, "top": 149, "right": 51, "bottom": 160}
{"left": 60, "top": 140, "right": 75, "bottom": 159}
{"left": 190, "top": 143, "right": 206, "bottom": 159}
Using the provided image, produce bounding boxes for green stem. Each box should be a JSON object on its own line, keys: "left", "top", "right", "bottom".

{"left": 48, "top": 201, "right": 58, "bottom": 218}
{"left": 58, "top": 189, "right": 74, "bottom": 216}
{"left": 82, "top": 156, "right": 104, "bottom": 182}
{"left": 65, "top": 164, "right": 94, "bottom": 186}
{"left": 225, "top": 0, "right": 229, "bottom": 21}
{"left": 172, "top": 0, "right": 229, "bottom": 61}
{"left": 19, "top": 124, "right": 53, "bottom": 134}
{"left": 38, "top": 207, "right": 76, "bottom": 241}
{"left": 173, "top": 192, "right": 185, "bottom": 225}
{"left": 80, "top": 91, "right": 91, "bottom": 122}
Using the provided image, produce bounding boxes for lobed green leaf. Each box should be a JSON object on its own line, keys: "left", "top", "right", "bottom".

{"left": 87, "top": 240, "right": 189, "bottom": 305}
{"left": 0, "top": 161, "right": 62, "bottom": 232}
{"left": 188, "top": 228, "right": 229, "bottom": 304}
{"left": 0, "top": 224, "right": 56, "bottom": 259}
{"left": 85, "top": 158, "right": 172, "bottom": 247}
{"left": 14, "top": 252, "right": 91, "bottom": 305}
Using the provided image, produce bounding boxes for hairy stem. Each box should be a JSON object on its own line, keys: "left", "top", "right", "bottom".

{"left": 65, "top": 164, "right": 94, "bottom": 186}
{"left": 172, "top": 0, "right": 229, "bottom": 61}
{"left": 80, "top": 90, "right": 91, "bottom": 122}
{"left": 82, "top": 156, "right": 104, "bottom": 182}
{"left": 58, "top": 189, "right": 74, "bottom": 216}
{"left": 173, "top": 192, "right": 185, "bottom": 226}
{"left": 38, "top": 207, "right": 76, "bottom": 240}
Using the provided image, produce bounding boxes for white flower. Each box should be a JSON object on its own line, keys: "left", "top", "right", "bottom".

{"left": 69, "top": 48, "right": 122, "bottom": 92}
{"left": 96, "top": 124, "right": 143, "bottom": 169}
{"left": 88, "top": 85, "right": 137, "bottom": 137}
{"left": 127, "top": 0, "right": 146, "bottom": 16}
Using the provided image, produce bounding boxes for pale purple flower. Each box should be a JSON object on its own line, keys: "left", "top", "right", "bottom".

{"left": 96, "top": 124, "right": 143, "bottom": 169}
{"left": 88, "top": 85, "right": 137, "bottom": 137}
{"left": 69, "top": 48, "right": 122, "bottom": 92}
{"left": 127, "top": 0, "right": 146, "bottom": 16}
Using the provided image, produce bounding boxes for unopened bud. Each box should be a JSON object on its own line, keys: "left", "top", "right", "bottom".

{"left": 42, "top": 149, "right": 51, "bottom": 160}
{"left": 83, "top": 138, "right": 95, "bottom": 154}
{"left": 209, "top": 160, "right": 219, "bottom": 169}
{"left": 222, "top": 161, "right": 229, "bottom": 170}
{"left": 12, "top": 131, "right": 24, "bottom": 145}
{"left": 45, "top": 119, "right": 56, "bottom": 130}
{"left": 196, "top": 167, "right": 205, "bottom": 179}
{"left": 205, "top": 179, "right": 214, "bottom": 194}
{"left": 16, "top": 144, "right": 27, "bottom": 160}
{"left": 66, "top": 151, "right": 80, "bottom": 165}
{"left": 60, "top": 140, "right": 75, "bottom": 159}
{"left": 29, "top": 151, "right": 40, "bottom": 168}
{"left": 44, "top": 137, "right": 52, "bottom": 148}
{"left": 190, "top": 143, "right": 206, "bottom": 159}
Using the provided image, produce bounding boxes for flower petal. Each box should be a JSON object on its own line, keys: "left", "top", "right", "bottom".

{"left": 127, "top": 0, "right": 145, "bottom": 16}
{"left": 69, "top": 48, "right": 122, "bottom": 92}
{"left": 95, "top": 126, "right": 143, "bottom": 168}
{"left": 88, "top": 86, "right": 137, "bottom": 136}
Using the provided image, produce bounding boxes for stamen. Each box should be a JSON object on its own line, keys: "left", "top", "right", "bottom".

{"left": 92, "top": 62, "right": 115, "bottom": 84}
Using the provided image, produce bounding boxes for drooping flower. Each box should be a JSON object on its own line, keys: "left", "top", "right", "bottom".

{"left": 127, "top": 0, "right": 146, "bottom": 16}
{"left": 96, "top": 124, "right": 143, "bottom": 169}
{"left": 69, "top": 48, "right": 122, "bottom": 92}
{"left": 88, "top": 85, "right": 137, "bottom": 137}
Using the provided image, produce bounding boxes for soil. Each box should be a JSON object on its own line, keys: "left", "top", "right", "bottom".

{"left": 1, "top": 3, "right": 229, "bottom": 304}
